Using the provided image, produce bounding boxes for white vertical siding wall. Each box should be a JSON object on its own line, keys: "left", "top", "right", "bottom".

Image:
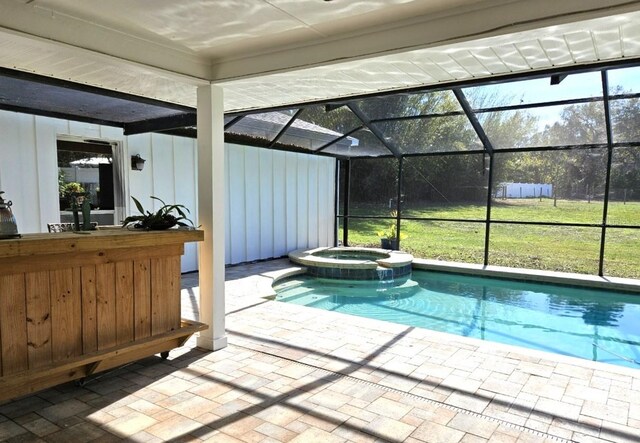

{"left": 224, "top": 143, "right": 336, "bottom": 264}
{"left": 0, "top": 110, "right": 336, "bottom": 270}
{"left": 0, "top": 110, "right": 199, "bottom": 272}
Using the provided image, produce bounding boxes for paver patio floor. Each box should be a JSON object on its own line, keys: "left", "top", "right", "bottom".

{"left": 1, "top": 259, "right": 639, "bottom": 442}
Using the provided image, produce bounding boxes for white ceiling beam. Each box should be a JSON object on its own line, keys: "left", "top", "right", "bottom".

{"left": 210, "top": 0, "right": 640, "bottom": 82}
{"left": 0, "top": 0, "right": 210, "bottom": 79}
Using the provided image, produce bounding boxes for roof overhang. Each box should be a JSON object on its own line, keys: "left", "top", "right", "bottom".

{"left": 0, "top": 0, "right": 639, "bottom": 144}
{"left": 0, "top": 0, "right": 639, "bottom": 113}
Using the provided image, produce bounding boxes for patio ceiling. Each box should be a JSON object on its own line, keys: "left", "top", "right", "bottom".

{"left": 0, "top": 67, "right": 196, "bottom": 132}
{"left": 0, "top": 0, "right": 640, "bottom": 143}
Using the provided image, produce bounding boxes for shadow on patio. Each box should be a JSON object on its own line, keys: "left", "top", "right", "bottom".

{"left": 0, "top": 259, "right": 638, "bottom": 442}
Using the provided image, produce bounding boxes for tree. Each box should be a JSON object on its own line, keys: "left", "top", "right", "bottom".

{"left": 609, "top": 96, "right": 640, "bottom": 198}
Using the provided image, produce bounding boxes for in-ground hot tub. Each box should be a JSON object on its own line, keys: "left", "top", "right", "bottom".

{"left": 289, "top": 247, "right": 413, "bottom": 280}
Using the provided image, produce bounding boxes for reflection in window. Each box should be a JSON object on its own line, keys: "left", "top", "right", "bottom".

{"left": 57, "top": 140, "right": 116, "bottom": 226}
{"left": 58, "top": 143, "right": 112, "bottom": 211}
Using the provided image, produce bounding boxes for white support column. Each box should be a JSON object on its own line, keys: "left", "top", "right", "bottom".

{"left": 196, "top": 84, "right": 227, "bottom": 351}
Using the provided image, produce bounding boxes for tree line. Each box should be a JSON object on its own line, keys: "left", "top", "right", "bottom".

{"left": 329, "top": 87, "right": 640, "bottom": 205}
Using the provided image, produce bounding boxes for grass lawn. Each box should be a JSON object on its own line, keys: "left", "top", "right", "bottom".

{"left": 343, "top": 199, "right": 640, "bottom": 279}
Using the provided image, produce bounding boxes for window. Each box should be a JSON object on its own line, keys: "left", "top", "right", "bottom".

{"left": 57, "top": 139, "right": 117, "bottom": 226}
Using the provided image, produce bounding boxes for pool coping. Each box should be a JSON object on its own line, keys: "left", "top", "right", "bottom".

{"left": 412, "top": 258, "right": 640, "bottom": 294}
{"left": 263, "top": 259, "right": 640, "bottom": 376}
{"left": 289, "top": 246, "right": 413, "bottom": 269}
{"left": 274, "top": 256, "right": 640, "bottom": 293}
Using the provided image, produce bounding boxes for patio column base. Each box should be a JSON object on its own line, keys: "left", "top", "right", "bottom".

{"left": 197, "top": 334, "right": 228, "bottom": 351}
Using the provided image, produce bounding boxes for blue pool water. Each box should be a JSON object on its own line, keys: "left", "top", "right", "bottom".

{"left": 273, "top": 271, "right": 640, "bottom": 368}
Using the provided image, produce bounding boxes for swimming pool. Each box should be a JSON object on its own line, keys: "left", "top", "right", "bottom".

{"left": 273, "top": 270, "right": 640, "bottom": 368}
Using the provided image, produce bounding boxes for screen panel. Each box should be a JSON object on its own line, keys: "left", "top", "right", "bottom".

{"left": 603, "top": 228, "right": 640, "bottom": 279}
{"left": 225, "top": 110, "right": 298, "bottom": 144}
{"left": 277, "top": 105, "right": 363, "bottom": 151}
{"left": 607, "top": 146, "right": 640, "bottom": 226}
{"left": 401, "top": 154, "right": 488, "bottom": 219}
{"left": 374, "top": 115, "right": 482, "bottom": 154}
{"left": 491, "top": 149, "right": 607, "bottom": 224}
{"left": 463, "top": 71, "right": 603, "bottom": 109}
{"left": 354, "top": 90, "right": 462, "bottom": 120}
{"left": 609, "top": 97, "right": 640, "bottom": 144}
{"left": 343, "top": 218, "right": 391, "bottom": 248}
{"left": 403, "top": 220, "right": 485, "bottom": 264}
{"left": 348, "top": 158, "right": 399, "bottom": 216}
{"left": 480, "top": 102, "right": 606, "bottom": 149}
{"left": 324, "top": 129, "right": 393, "bottom": 157}
{"left": 489, "top": 224, "right": 600, "bottom": 274}
{"left": 608, "top": 66, "right": 640, "bottom": 95}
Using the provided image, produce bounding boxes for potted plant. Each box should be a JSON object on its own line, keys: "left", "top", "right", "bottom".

{"left": 377, "top": 215, "right": 407, "bottom": 250}
{"left": 122, "top": 196, "right": 195, "bottom": 230}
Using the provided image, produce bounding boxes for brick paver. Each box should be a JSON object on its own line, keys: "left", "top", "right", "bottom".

{"left": 0, "top": 259, "right": 638, "bottom": 442}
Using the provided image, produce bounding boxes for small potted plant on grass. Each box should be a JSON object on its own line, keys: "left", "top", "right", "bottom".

{"left": 377, "top": 212, "right": 407, "bottom": 250}
{"left": 122, "top": 196, "right": 195, "bottom": 230}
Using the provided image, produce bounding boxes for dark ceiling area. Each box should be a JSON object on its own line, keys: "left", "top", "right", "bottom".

{"left": 0, "top": 67, "right": 196, "bottom": 136}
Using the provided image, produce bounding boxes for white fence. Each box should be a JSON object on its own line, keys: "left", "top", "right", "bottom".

{"left": 496, "top": 182, "right": 553, "bottom": 199}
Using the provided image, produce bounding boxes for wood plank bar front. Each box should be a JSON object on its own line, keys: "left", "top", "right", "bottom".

{"left": 0, "top": 229, "right": 206, "bottom": 403}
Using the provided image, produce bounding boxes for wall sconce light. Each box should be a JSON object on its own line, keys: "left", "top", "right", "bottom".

{"left": 131, "top": 154, "right": 146, "bottom": 171}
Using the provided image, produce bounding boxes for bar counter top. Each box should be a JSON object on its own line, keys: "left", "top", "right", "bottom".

{"left": 0, "top": 228, "right": 204, "bottom": 259}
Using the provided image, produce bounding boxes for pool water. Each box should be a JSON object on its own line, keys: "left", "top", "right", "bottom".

{"left": 273, "top": 271, "right": 640, "bottom": 368}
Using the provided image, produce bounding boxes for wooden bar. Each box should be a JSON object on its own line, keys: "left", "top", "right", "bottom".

{"left": 115, "top": 261, "right": 134, "bottom": 345}
{"left": 96, "top": 263, "right": 116, "bottom": 351}
{"left": 50, "top": 268, "right": 82, "bottom": 361}
{"left": 0, "top": 275, "right": 28, "bottom": 376}
{"left": 25, "top": 271, "right": 52, "bottom": 369}
{"left": 80, "top": 266, "right": 98, "bottom": 354}
{"left": 0, "top": 229, "right": 205, "bottom": 403}
{"left": 134, "top": 259, "right": 151, "bottom": 340}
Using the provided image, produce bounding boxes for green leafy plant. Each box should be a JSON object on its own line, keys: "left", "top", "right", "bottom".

{"left": 376, "top": 211, "right": 407, "bottom": 240}
{"left": 63, "top": 182, "right": 85, "bottom": 196}
{"left": 122, "top": 196, "right": 194, "bottom": 230}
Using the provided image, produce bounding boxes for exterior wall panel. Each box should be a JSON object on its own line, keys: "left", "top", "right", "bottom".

{"left": 272, "top": 150, "right": 287, "bottom": 258}
{"left": 223, "top": 144, "right": 335, "bottom": 264}
{"left": 227, "top": 145, "right": 247, "bottom": 264}
{"left": 259, "top": 149, "right": 274, "bottom": 259}
{"left": 244, "top": 147, "right": 261, "bottom": 262}
{"left": 0, "top": 111, "right": 336, "bottom": 271}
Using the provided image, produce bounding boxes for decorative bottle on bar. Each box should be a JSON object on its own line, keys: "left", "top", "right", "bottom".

{"left": 0, "top": 191, "right": 20, "bottom": 239}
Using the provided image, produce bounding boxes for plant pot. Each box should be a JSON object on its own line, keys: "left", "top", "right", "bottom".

{"left": 380, "top": 238, "right": 398, "bottom": 250}
{"left": 133, "top": 220, "right": 177, "bottom": 230}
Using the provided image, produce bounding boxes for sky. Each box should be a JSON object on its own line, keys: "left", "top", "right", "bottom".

{"left": 463, "top": 66, "right": 640, "bottom": 129}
